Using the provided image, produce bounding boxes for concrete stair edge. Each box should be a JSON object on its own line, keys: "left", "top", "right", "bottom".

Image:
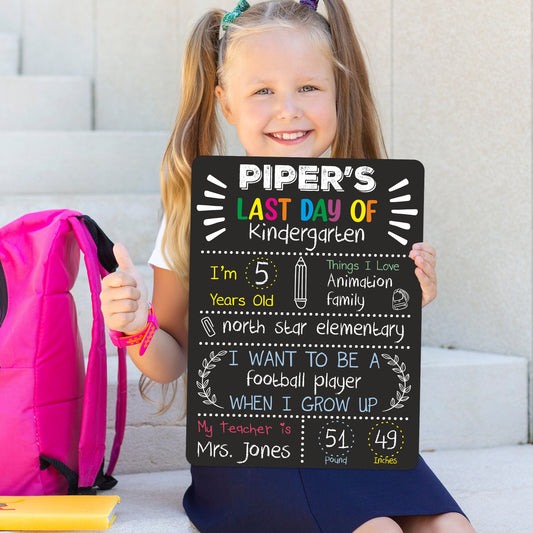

{"left": 0, "top": 76, "right": 92, "bottom": 130}
{"left": 0, "top": 131, "right": 168, "bottom": 193}
{"left": 0, "top": 32, "right": 19, "bottom": 75}
{"left": 419, "top": 347, "right": 528, "bottom": 450}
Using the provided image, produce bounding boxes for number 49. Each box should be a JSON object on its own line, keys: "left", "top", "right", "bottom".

{"left": 375, "top": 429, "right": 397, "bottom": 450}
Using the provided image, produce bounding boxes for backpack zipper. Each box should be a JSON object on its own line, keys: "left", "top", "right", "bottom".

{"left": 0, "top": 259, "right": 7, "bottom": 328}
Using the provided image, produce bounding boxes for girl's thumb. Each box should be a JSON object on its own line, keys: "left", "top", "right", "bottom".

{"left": 114, "top": 242, "right": 135, "bottom": 273}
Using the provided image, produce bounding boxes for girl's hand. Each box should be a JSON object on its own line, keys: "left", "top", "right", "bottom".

{"left": 409, "top": 242, "right": 437, "bottom": 308}
{"left": 100, "top": 243, "right": 149, "bottom": 335}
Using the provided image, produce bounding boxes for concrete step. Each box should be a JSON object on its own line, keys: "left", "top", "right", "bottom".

{"left": 0, "top": 132, "right": 167, "bottom": 193}
{"left": 4, "top": 445, "right": 530, "bottom": 533}
{"left": 20, "top": 0, "right": 92, "bottom": 77}
{"left": 0, "top": 194, "right": 162, "bottom": 265}
{"left": 104, "top": 357, "right": 187, "bottom": 475}
{"left": 97, "top": 346, "right": 528, "bottom": 477}
{"left": 0, "top": 33, "right": 19, "bottom": 75}
{"left": 419, "top": 347, "right": 527, "bottom": 449}
{"left": 0, "top": 76, "right": 92, "bottom": 130}
{"left": 0, "top": 1, "right": 21, "bottom": 34}
{"left": 421, "top": 444, "right": 533, "bottom": 533}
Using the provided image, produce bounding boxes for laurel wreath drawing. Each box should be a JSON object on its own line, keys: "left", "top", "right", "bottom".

{"left": 197, "top": 350, "right": 227, "bottom": 409}
{"left": 381, "top": 353, "right": 411, "bottom": 412}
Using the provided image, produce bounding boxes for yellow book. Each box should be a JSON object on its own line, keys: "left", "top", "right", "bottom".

{"left": 0, "top": 495, "right": 120, "bottom": 531}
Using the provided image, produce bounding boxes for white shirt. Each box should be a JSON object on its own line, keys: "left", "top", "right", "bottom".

{"left": 148, "top": 218, "right": 171, "bottom": 270}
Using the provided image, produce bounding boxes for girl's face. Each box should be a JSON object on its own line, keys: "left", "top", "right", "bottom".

{"left": 216, "top": 28, "right": 337, "bottom": 158}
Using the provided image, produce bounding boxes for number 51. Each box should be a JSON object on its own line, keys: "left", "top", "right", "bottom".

{"left": 325, "top": 428, "right": 349, "bottom": 449}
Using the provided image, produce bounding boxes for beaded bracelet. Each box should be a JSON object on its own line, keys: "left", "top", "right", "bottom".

{"left": 109, "top": 303, "right": 159, "bottom": 356}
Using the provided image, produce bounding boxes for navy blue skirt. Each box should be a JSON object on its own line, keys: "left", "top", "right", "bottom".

{"left": 183, "top": 456, "right": 464, "bottom": 533}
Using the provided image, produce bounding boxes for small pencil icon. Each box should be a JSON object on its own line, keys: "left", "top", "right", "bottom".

{"left": 294, "top": 256, "right": 307, "bottom": 309}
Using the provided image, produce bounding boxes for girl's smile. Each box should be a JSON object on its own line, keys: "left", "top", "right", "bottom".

{"left": 216, "top": 28, "right": 337, "bottom": 158}
{"left": 267, "top": 130, "right": 311, "bottom": 143}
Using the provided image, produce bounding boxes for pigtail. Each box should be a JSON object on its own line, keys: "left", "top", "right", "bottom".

{"left": 161, "top": 9, "right": 225, "bottom": 285}
{"left": 141, "top": 9, "right": 225, "bottom": 415}
{"left": 322, "top": 0, "right": 387, "bottom": 159}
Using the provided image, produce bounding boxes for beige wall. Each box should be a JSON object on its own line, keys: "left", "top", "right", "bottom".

{"left": 392, "top": 2, "right": 532, "bottom": 363}
{"left": 12, "top": 0, "right": 532, "bottom": 358}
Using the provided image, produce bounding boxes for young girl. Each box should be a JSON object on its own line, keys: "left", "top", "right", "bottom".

{"left": 100, "top": 1, "right": 476, "bottom": 532}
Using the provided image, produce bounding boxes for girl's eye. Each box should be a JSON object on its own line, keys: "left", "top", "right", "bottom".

{"left": 300, "top": 85, "right": 317, "bottom": 92}
{"left": 255, "top": 88, "right": 272, "bottom": 95}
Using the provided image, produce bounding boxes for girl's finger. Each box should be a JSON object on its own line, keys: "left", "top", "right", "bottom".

{"left": 411, "top": 252, "right": 437, "bottom": 274}
{"left": 415, "top": 267, "right": 437, "bottom": 307}
{"left": 102, "top": 271, "right": 138, "bottom": 289}
{"left": 412, "top": 242, "right": 436, "bottom": 257}
{"left": 105, "top": 312, "right": 138, "bottom": 332}
{"left": 105, "top": 285, "right": 141, "bottom": 303}
{"left": 409, "top": 249, "right": 436, "bottom": 268}
{"left": 114, "top": 243, "right": 136, "bottom": 274}
{"left": 106, "top": 298, "right": 139, "bottom": 315}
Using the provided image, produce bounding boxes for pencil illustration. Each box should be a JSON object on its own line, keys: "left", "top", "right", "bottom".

{"left": 294, "top": 256, "right": 308, "bottom": 309}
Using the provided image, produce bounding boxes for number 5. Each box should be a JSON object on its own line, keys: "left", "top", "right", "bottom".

{"left": 255, "top": 261, "right": 269, "bottom": 285}
{"left": 325, "top": 428, "right": 337, "bottom": 448}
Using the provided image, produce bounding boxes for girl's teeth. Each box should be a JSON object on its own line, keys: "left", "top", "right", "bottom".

{"left": 272, "top": 131, "right": 306, "bottom": 140}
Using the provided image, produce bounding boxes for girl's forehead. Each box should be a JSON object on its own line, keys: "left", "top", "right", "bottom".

{"left": 230, "top": 25, "right": 324, "bottom": 50}
{"left": 224, "top": 27, "right": 332, "bottom": 73}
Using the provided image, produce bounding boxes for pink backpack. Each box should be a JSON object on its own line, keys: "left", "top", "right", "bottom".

{"left": 0, "top": 210, "right": 127, "bottom": 495}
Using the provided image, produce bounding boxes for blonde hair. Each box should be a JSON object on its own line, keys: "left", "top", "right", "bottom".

{"left": 143, "top": 0, "right": 386, "bottom": 412}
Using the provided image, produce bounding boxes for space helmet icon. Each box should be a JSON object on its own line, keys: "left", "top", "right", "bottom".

{"left": 392, "top": 288, "right": 409, "bottom": 310}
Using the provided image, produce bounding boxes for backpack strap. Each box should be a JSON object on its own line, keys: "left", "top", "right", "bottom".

{"left": 39, "top": 455, "right": 90, "bottom": 495}
{"left": 39, "top": 456, "right": 117, "bottom": 495}
{"left": 78, "top": 216, "right": 126, "bottom": 477}
{"left": 79, "top": 215, "right": 119, "bottom": 274}
{"left": 0, "top": 259, "right": 7, "bottom": 328}
{"left": 106, "top": 342, "right": 127, "bottom": 476}
{"left": 68, "top": 215, "right": 127, "bottom": 489}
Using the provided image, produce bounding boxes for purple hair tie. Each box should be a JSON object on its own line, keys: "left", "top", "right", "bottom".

{"left": 300, "top": 0, "right": 319, "bottom": 10}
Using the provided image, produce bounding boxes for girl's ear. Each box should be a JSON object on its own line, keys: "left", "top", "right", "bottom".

{"left": 215, "top": 85, "right": 235, "bottom": 124}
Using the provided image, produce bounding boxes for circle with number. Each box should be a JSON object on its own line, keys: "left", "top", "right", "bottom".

{"left": 368, "top": 421, "right": 404, "bottom": 458}
{"left": 317, "top": 420, "right": 355, "bottom": 459}
{"left": 245, "top": 256, "right": 278, "bottom": 290}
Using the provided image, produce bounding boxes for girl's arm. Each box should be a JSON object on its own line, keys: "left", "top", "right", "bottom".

{"left": 142, "top": 266, "right": 188, "bottom": 383}
{"left": 100, "top": 244, "right": 187, "bottom": 384}
{"left": 409, "top": 242, "right": 437, "bottom": 307}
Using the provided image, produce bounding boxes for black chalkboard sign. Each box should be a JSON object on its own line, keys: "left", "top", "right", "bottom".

{"left": 187, "top": 156, "right": 424, "bottom": 470}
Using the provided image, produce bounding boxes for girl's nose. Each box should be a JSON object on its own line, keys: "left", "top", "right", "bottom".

{"left": 276, "top": 94, "right": 302, "bottom": 120}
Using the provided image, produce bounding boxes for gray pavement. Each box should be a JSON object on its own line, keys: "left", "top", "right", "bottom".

{"left": 422, "top": 444, "right": 533, "bottom": 533}
{"left": 6, "top": 445, "right": 532, "bottom": 532}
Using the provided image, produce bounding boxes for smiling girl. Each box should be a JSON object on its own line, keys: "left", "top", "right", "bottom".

{"left": 100, "top": 1, "right": 475, "bottom": 531}
{"left": 215, "top": 27, "right": 337, "bottom": 157}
